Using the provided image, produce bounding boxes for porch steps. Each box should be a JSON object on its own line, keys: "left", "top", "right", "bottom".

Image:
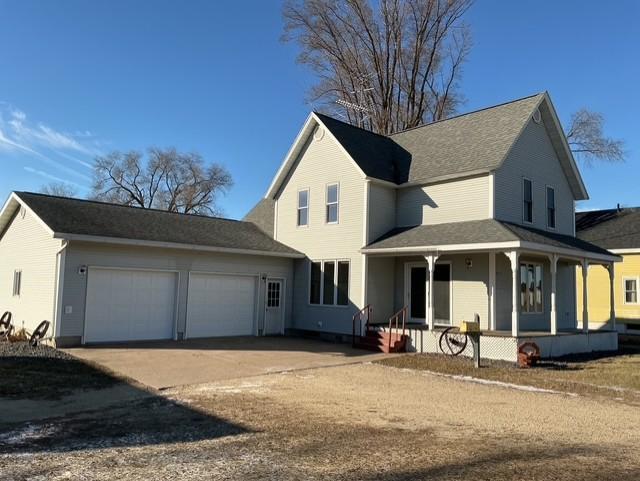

{"left": 354, "top": 329, "right": 408, "bottom": 354}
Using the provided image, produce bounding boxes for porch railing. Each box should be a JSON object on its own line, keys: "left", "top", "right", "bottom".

{"left": 387, "top": 306, "right": 407, "bottom": 351}
{"left": 352, "top": 304, "right": 372, "bottom": 346}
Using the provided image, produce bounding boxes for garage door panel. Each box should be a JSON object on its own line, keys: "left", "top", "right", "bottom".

{"left": 187, "top": 273, "right": 256, "bottom": 338}
{"left": 84, "top": 268, "right": 177, "bottom": 343}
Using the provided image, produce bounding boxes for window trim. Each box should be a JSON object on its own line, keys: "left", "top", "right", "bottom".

{"left": 12, "top": 269, "right": 22, "bottom": 297}
{"left": 545, "top": 185, "right": 556, "bottom": 230}
{"left": 522, "top": 177, "right": 533, "bottom": 224}
{"left": 623, "top": 276, "right": 639, "bottom": 305}
{"left": 519, "top": 261, "right": 544, "bottom": 314}
{"left": 308, "top": 258, "right": 350, "bottom": 308}
{"left": 325, "top": 182, "right": 340, "bottom": 225}
{"left": 297, "top": 187, "right": 310, "bottom": 228}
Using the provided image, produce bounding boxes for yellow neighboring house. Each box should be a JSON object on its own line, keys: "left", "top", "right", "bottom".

{"left": 576, "top": 207, "right": 640, "bottom": 333}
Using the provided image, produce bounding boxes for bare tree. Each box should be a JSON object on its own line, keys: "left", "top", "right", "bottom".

{"left": 283, "top": 0, "right": 473, "bottom": 134}
{"left": 40, "top": 182, "right": 78, "bottom": 198}
{"left": 91, "top": 148, "right": 232, "bottom": 216}
{"left": 566, "top": 109, "right": 625, "bottom": 164}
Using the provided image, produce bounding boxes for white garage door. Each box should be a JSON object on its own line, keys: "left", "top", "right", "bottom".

{"left": 186, "top": 273, "right": 256, "bottom": 338}
{"left": 84, "top": 268, "right": 177, "bottom": 343}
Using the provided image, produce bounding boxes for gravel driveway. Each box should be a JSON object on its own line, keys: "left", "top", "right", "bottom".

{"left": 1, "top": 361, "right": 639, "bottom": 480}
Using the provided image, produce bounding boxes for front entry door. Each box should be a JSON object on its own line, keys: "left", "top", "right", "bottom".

{"left": 406, "top": 262, "right": 452, "bottom": 325}
{"left": 264, "top": 279, "right": 284, "bottom": 335}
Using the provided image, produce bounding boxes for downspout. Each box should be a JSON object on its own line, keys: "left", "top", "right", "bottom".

{"left": 52, "top": 240, "right": 68, "bottom": 344}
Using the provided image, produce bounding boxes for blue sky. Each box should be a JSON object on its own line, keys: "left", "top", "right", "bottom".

{"left": 0, "top": 0, "right": 637, "bottom": 218}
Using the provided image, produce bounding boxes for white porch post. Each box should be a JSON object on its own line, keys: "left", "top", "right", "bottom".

{"left": 608, "top": 262, "right": 616, "bottom": 331}
{"left": 549, "top": 254, "right": 558, "bottom": 335}
{"left": 489, "top": 252, "right": 496, "bottom": 330}
{"left": 581, "top": 259, "right": 589, "bottom": 333}
{"left": 508, "top": 251, "right": 520, "bottom": 337}
{"left": 425, "top": 254, "right": 438, "bottom": 330}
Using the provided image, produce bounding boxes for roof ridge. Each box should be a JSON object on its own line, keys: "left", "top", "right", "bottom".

{"left": 15, "top": 191, "right": 243, "bottom": 224}
{"left": 312, "top": 111, "right": 392, "bottom": 140}
{"left": 389, "top": 92, "right": 545, "bottom": 137}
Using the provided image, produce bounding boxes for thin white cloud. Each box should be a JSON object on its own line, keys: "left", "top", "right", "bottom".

{"left": 23, "top": 166, "right": 87, "bottom": 189}
{"left": 0, "top": 103, "right": 100, "bottom": 181}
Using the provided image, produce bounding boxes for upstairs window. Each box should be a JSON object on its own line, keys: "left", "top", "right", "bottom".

{"left": 12, "top": 270, "right": 22, "bottom": 297}
{"left": 297, "top": 189, "right": 309, "bottom": 227}
{"left": 546, "top": 186, "right": 556, "bottom": 229}
{"left": 309, "top": 260, "right": 349, "bottom": 306}
{"left": 523, "top": 178, "right": 533, "bottom": 223}
{"left": 326, "top": 183, "right": 339, "bottom": 224}
{"left": 624, "top": 278, "right": 638, "bottom": 304}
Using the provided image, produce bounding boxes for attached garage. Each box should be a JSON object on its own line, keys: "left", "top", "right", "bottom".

{"left": 84, "top": 268, "right": 178, "bottom": 343}
{"left": 186, "top": 273, "right": 257, "bottom": 338}
{"left": 0, "top": 192, "right": 300, "bottom": 347}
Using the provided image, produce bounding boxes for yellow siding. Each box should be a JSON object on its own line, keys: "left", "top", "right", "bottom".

{"left": 577, "top": 254, "right": 640, "bottom": 325}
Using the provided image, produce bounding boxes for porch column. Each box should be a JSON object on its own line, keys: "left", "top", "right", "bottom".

{"left": 549, "top": 254, "right": 558, "bottom": 335}
{"left": 425, "top": 254, "right": 438, "bottom": 330}
{"left": 488, "top": 252, "right": 496, "bottom": 330}
{"left": 508, "top": 251, "right": 520, "bottom": 337}
{"left": 608, "top": 263, "right": 616, "bottom": 330}
{"left": 581, "top": 259, "right": 589, "bottom": 333}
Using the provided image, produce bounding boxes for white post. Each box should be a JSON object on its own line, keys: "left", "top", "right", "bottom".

{"left": 549, "top": 254, "right": 558, "bottom": 335}
{"left": 608, "top": 263, "right": 616, "bottom": 331}
{"left": 489, "top": 252, "right": 496, "bottom": 330}
{"left": 508, "top": 251, "right": 520, "bottom": 337}
{"left": 425, "top": 254, "right": 438, "bottom": 330}
{"left": 581, "top": 259, "right": 589, "bottom": 333}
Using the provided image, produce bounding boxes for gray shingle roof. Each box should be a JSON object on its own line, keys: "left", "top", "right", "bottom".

{"left": 576, "top": 208, "right": 640, "bottom": 249}
{"left": 316, "top": 94, "right": 544, "bottom": 185}
{"left": 16, "top": 192, "right": 301, "bottom": 256}
{"left": 364, "top": 218, "right": 613, "bottom": 257}
{"left": 243, "top": 197, "right": 275, "bottom": 237}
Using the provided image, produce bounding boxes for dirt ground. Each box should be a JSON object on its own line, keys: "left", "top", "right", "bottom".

{"left": 2, "top": 359, "right": 639, "bottom": 480}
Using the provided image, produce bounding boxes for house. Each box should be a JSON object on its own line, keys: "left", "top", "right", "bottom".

{"left": 0, "top": 92, "right": 620, "bottom": 360}
{"left": 575, "top": 207, "right": 640, "bottom": 334}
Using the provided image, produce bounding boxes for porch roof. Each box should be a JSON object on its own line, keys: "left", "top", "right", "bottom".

{"left": 362, "top": 219, "right": 619, "bottom": 262}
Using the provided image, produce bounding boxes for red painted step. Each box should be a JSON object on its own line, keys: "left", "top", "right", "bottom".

{"left": 353, "top": 329, "right": 408, "bottom": 353}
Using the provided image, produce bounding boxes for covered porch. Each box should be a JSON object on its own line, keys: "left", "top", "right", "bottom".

{"left": 362, "top": 219, "right": 621, "bottom": 361}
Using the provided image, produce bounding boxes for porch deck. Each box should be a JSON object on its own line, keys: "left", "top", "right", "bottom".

{"left": 375, "top": 324, "right": 618, "bottom": 362}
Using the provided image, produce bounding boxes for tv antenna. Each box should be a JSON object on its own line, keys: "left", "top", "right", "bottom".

{"left": 336, "top": 72, "right": 375, "bottom": 127}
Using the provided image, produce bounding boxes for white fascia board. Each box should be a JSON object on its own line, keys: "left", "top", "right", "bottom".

{"left": 609, "top": 249, "right": 640, "bottom": 254}
{"left": 518, "top": 240, "right": 621, "bottom": 263}
{"left": 0, "top": 192, "right": 55, "bottom": 237}
{"left": 53, "top": 233, "right": 305, "bottom": 259}
{"left": 265, "top": 113, "right": 316, "bottom": 199}
{"left": 361, "top": 241, "right": 521, "bottom": 255}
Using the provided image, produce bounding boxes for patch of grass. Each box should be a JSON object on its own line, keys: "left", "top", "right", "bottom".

{"left": 378, "top": 350, "right": 640, "bottom": 404}
{"left": 0, "top": 344, "right": 121, "bottom": 400}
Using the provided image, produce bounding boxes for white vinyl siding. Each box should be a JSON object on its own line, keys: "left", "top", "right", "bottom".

{"left": 495, "top": 119, "right": 575, "bottom": 235}
{"left": 275, "top": 122, "right": 365, "bottom": 334}
{"left": 367, "top": 182, "right": 396, "bottom": 242}
{"left": 0, "top": 208, "right": 60, "bottom": 333}
{"left": 396, "top": 175, "right": 490, "bottom": 227}
{"left": 59, "top": 242, "right": 293, "bottom": 340}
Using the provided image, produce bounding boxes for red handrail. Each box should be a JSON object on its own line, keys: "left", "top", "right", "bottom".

{"left": 352, "top": 304, "right": 372, "bottom": 346}
{"left": 387, "top": 306, "right": 408, "bottom": 351}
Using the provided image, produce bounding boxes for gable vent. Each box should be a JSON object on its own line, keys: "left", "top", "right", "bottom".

{"left": 313, "top": 126, "right": 325, "bottom": 141}
{"left": 532, "top": 108, "right": 542, "bottom": 124}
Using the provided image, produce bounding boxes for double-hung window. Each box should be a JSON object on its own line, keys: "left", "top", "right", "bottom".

{"left": 326, "top": 183, "right": 339, "bottom": 224}
{"left": 519, "top": 262, "right": 543, "bottom": 313}
{"left": 309, "top": 260, "right": 349, "bottom": 306}
{"left": 297, "top": 189, "right": 309, "bottom": 227}
{"left": 523, "top": 178, "right": 533, "bottom": 223}
{"left": 546, "top": 186, "right": 556, "bottom": 229}
{"left": 12, "top": 270, "right": 22, "bottom": 297}
{"left": 624, "top": 278, "right": 638, "bottom": 304}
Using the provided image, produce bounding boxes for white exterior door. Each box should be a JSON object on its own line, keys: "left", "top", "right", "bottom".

{"left": 264, "top": 279, "right": 284, "bottom": 335}
{"left": 186, "top": 273, "right": 256, "bottom": 338}
{"left": 84, "top": 268, "right": 177, "bottom": 343}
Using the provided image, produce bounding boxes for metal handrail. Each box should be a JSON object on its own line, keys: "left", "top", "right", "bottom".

{"left": 352, "top": 304, "right": 372, "bottom": 346}
{"left": 387, "top": 306, "right": 408, "bottom": 351}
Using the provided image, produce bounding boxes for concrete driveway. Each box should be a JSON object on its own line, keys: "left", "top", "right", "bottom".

{"left": 64, "top": 336, "right": 384, "bottom": 389}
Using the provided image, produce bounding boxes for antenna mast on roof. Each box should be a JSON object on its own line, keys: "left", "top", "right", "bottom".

{"left": 335, "top": 72, "right": 374, "bottom": 129}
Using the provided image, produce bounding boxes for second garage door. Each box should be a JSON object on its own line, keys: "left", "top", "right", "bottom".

{"left": 186, "top": 273, "right": 257, "bottom": 338}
